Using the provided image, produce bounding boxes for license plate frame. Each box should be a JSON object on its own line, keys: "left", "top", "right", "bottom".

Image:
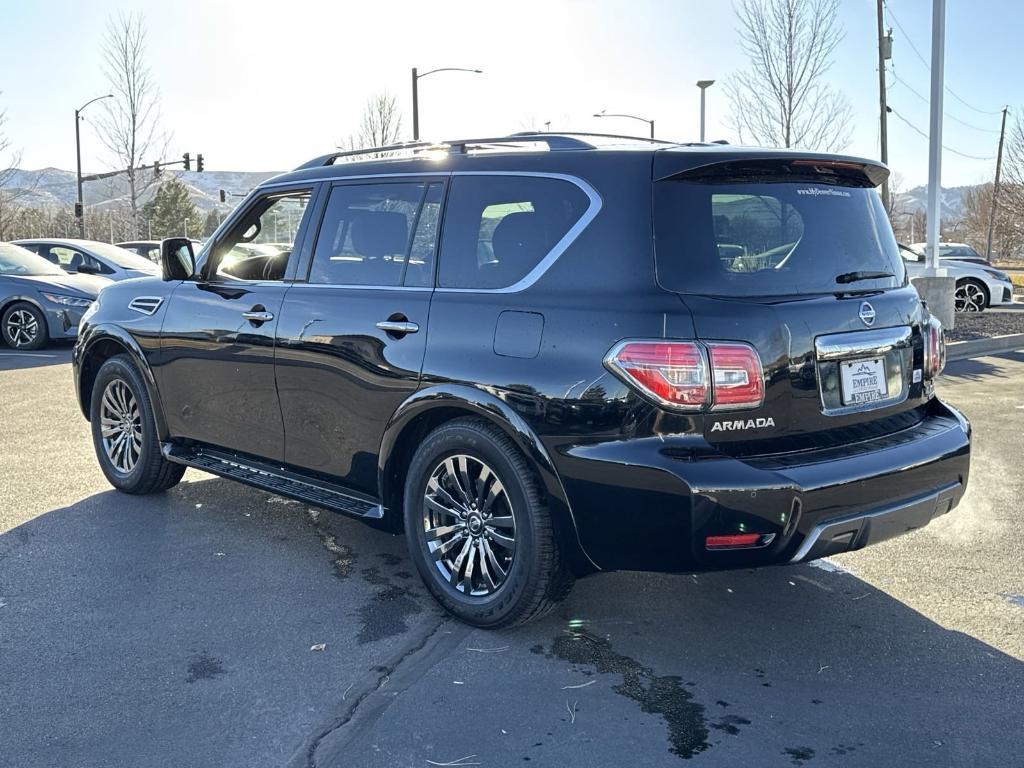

{"left": 840, "top": 357, "right": 888, "bottom": 406}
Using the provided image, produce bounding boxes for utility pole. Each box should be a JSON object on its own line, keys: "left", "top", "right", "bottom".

{"left": 985, "top": 106, "right": 1009, "bottom": 260}
{"left": 877, "top": 0, "right": 892, "bottom": 212}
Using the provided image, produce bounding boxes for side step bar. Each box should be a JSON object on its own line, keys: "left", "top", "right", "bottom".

{"left": 163, "top": 443, "right": 383, "bottom": 520}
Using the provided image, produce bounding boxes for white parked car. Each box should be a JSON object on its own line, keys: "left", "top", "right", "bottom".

{"left": 13, "top": 238, "right": 160, "bottom": 282}
{"left": 901, "top": 243, "right": 1014, "bottom": 312}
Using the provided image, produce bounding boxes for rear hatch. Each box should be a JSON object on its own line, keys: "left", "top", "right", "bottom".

{"left": 652, "top": 152, "right": 929, "bottom": 453}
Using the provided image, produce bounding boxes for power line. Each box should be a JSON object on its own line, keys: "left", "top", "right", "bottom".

{"left": 889, "top": 72, "right": 1001, "bottom": 133}
{"left": 889, "top": 108, "right": 997, "bottom": 160}
{"left": 884, "top": 2, "right": 1003, "bottom": 116}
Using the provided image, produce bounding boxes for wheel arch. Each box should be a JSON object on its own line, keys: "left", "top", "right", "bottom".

{"left": 0, "top": 295, "right": 50, "bottom": 339}
{"left": 75, "top": 324, "right": 169, "bottom": 439}
{"left": 378, "top": 384, "right": 599, "bottom": 574}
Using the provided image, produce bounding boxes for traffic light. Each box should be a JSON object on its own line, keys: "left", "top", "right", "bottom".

{"left": 182, "top": 152, "right": 191, "bottom": 171}
{"left": 74, "top": 202, "right": 83, "bottom": 218}
{"left": 153, "top": 161, "right": 161, "bottom": 178}
{"left": 196, "top": 153, "right": 204, "bottom": 172}
{"left": 219, "top": 189, "right": 227, "bottom": 203}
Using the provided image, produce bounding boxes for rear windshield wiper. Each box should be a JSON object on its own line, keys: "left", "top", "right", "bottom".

{"left": 835, "top": 270, "right": 895, "bottom": 284}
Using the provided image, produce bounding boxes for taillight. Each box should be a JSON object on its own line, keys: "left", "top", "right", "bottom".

{"left": 924, "top": 316, "right": 945, "bottom": 379}
{"left": 606, "top": 341, "right": 709, "bottom": 408}
{"left": 708, "top": 343, "right": 765, "bottom": 410}
{"left": 605, "top": 340, "right": 764, "bottom": 412}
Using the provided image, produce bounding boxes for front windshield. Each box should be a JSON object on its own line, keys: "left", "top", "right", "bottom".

{"left": 86, "top": 241, "right": 160, "bottom": 271}
{"left": 0, "top": 243, "right": 67, "bottom": 276}
{"left": 654, "top": 181, "right": 905, "bottom": 297}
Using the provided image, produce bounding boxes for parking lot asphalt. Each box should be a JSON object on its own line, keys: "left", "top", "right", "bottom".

{"left": 1, "top": 345, "right": 1022, "bottom": 768}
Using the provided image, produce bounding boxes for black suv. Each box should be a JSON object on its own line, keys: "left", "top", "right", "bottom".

{"left": 74, "top": 133, "right": 970, "bottom": 627}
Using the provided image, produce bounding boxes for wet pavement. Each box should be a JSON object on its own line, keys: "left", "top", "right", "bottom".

{"left": 1, "top": 345, "right": 1022, "bottom": 767}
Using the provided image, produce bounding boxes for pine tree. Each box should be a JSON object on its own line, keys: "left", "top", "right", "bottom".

{"left": 143, "top": 176, "right": 203, "bottom": 239}
{"left": 202, "top": 208, "right": 221, "bottom": 238}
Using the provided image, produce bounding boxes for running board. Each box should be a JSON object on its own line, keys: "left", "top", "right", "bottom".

{"left": 163, "top": 444, "right": 383, "bottom": 520}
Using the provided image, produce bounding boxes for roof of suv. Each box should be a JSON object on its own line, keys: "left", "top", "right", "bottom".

{"left": 265, "top": 132, "right": 890, "bottom": 190}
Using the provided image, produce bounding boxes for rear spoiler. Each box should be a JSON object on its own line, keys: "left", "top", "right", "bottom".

{"left": 654, "top": 154, "right": 889, "bottom": 188}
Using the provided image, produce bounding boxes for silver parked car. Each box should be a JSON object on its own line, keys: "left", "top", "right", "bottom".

{"left": 0, "top": 242, "right": 109, "bottom": 350}
{"left": 13, "top": 238, "right": 159, "bottom": 282}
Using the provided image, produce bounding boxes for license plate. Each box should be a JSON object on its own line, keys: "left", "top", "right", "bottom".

{"left": 840, "top": 358, "right": 888, "bottom": 405}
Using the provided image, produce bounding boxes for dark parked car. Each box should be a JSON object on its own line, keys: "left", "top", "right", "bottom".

{"left": 0, "top": 242, "right": 108, "bottom": 350}
{"left": 73, "top": 134, "right": 970, "bottom": 627}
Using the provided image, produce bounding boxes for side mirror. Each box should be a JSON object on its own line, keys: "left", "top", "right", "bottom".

{"left": 75, "top": 263, "right": 98, "bottom": 275}
{"left": 160, "top": 237, "right": 195, "bottom": 281}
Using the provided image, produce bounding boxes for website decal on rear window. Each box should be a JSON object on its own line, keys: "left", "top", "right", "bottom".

{"left": 795, "top": 187, "right": 852, "bottom": 198}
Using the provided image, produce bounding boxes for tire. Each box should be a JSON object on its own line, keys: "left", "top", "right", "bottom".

{"left": 90, "top": 354, "right": 185, "bottom": 494}
{"left": 955, "top": 279, "right": 989, "bottom": 313}
{"left": 403, "top": 417, "right": 573, "bottom": 628}
{"left": 2, "top": 302, "right": 47, "bottom": 350}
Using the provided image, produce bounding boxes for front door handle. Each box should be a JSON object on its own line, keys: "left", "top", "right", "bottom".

{"left": 376, "top": 320, "right": 419, "bottom": 335}
{"left": 243, "top": 309, "right": 274, "bottom": 323}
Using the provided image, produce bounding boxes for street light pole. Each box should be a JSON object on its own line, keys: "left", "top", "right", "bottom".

{"left": 410, "top": 67, "right": 482, "bottom": 141}
{"left": 592, "top": 111, "right": 655, "bottom": 139}
{"left": 411, "top": 67, "right": 419, "bottom": 142}
{"left": 74, "top": 93, "right": 113, "bottom": 237}
{"left": 696, "top": 80, "right": 715, "bottom": 142}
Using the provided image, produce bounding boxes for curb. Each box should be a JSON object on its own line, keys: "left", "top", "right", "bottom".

{"left": 946, "top": 333, "right": 1024, "bottom": 362}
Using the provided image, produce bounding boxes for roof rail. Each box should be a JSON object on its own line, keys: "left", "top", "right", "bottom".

{"left": 293, "top": 130, "right": 672, "bottom": 171}
{"left": 444, "top": 134, "right": 595, "bottom": 153}
{"left": 513, "top": 130, "right": 679, "bottom": 146}
{"left": 294, "top": 141, "right": 437, "bottom": 170}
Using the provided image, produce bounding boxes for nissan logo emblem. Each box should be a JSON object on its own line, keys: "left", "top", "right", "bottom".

{"left": 859, "top": 301, "right": 876, "bottom": 327}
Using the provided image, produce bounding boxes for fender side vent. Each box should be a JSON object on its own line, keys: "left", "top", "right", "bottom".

{"left": 128, "top": 296, "right": 164, "bottom": 316}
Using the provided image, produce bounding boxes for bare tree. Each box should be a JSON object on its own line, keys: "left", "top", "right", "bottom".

{"left": 342, "top": 93, "right": 404, "bottom": 156}
{"left": 0, "top": 99, "right": 35, "bottom": 240}
{"left": 725, "top": 0, "right": 853, "bottom": 151}
{"left": 883, "top": 171, "right": 907, "bottom": 233}
{"left": 95, "top": 11, "right": 166, "bottom": 237}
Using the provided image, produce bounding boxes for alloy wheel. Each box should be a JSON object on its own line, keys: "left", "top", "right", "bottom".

{"left": 422, "top": 454, "right": 516, "bottom": 596}
{"left": 100, "top": 379, "right": 142, "bottom": 474}
{"left": 955, "top": 283, "right": 986, "bottom": 313}
{"left": 5, "top": 309, "right": 39, "bottom": 347}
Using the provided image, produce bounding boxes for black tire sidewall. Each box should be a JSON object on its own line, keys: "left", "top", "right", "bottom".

{"left": 90, "top": 356, "right": 160, "bottom": 491}
{"left": 404, "top": 422, "right": 543, "bottom": 627}
{"left": 2, "top": 302, "right": 47, "bottom": 350}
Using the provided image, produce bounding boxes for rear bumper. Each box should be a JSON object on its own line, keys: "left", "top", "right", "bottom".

{"left": 557, "top": 400, "right": 971, "bottom": 572}
{"left": 789, "top": 480, "right": 961, "bottom": 562}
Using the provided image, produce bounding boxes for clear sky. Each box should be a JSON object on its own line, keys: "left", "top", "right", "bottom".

{"left": 1, "top": 0, "right": 1017, "bottom": 188}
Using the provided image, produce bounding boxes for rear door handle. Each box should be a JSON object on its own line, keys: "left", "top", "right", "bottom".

{"left": 243, "top": 310, "right": 274, "bottom": 323}
{"left": 376, "top": 320, "right": 419, "bottom": 335}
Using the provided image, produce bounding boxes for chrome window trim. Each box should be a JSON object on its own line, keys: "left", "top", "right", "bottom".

{"left": 262, "top": 170, "right": 603, "bottom": 294}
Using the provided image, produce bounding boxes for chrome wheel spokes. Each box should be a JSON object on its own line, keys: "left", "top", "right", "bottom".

{"left": 423, "top": 454, "right": 516, "bottom": 596}
{"left": 955, "top": 283, "right": 986, "bottom": 313}
{"left": 5, "top": 309, "right": 39, "bottom": 347}
{"left": 100, "top": 379, "right": 142, "bottom": 474}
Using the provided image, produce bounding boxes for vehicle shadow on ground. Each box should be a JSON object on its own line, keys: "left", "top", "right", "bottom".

{"left": 2, "top": 478, "right": 1021, "bottom": 768}
{"left": 0, "top": 342, "right": 73, "bottom": 371}
{"left": 941, "top": 349, "right": 1024, "bottom": 381}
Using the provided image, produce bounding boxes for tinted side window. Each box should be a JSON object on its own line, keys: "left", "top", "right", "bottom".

{"left": 438, "top": 175, "right": 590, "bottom": 290}
{"left": 309, "top": 182, "right": 442, "bottom": 287}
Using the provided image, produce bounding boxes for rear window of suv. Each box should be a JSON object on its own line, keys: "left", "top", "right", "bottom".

{"left": 654, "top": 181, "right": 904, "bottom": 297}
